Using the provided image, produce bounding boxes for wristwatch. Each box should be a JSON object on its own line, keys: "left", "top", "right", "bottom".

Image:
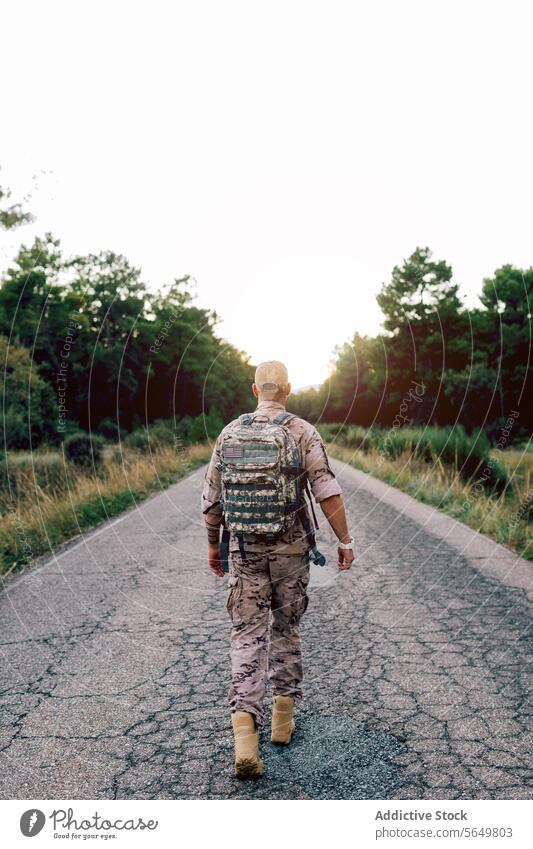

{"left": 338, "top": 536, "right": 354, "bottom": 550}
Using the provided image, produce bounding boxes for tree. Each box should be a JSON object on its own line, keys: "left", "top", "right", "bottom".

{"left": 376, "top": 247, "right": 469, "bottom": 424}
{"left": 0, "top": 336, "right": 55, "bottom": 448}
{"left": 145, "top": 279, "right": 254, "bottom": 425}
{"left": 476, "top": 264, "right": 533, "bottom": 430}
{"left": 65, "top": 251, "right": 150, "bottom": 431}
{"left": 0, "top": 236, "right": 84, "bottom": 388}
{"left": 0, "top": 178, "right": 33, "bottom": 231}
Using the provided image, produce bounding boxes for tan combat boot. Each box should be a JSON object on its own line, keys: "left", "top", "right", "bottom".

{"left": 231, "top": 711, "right": 264, "bottom": 778}
{"left": 271, "top": 695, "right": 295, "bottom": 745}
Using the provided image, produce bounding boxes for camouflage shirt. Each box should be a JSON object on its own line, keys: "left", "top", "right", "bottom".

{"left": 201, "top": 400, "right": 342, "bottom": 553}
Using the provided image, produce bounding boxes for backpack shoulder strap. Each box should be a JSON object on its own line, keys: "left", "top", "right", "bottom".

{"left": 272, "top": 411, "right": 295, "bottom": 426}
{"left": 239, "top": 413, "right": 254, "bottom": 425}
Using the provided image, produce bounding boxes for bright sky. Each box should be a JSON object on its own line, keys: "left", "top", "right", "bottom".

{"left": 1, "top": 1, "right": 532, "bottom": 389}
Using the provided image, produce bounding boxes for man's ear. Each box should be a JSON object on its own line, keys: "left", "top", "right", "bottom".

{"left": 252, "top": 383, "right": 259, "bottom": 398}
{"left": 286, "top": 382, "right": 291, "bottom": 397}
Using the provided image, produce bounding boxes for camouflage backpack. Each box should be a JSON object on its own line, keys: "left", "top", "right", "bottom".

{"left": 218, "top": 411, "right": 302, "bottom": 539}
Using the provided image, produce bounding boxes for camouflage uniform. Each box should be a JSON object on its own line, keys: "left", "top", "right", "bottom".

{"left": 201, "top": 400, "right": 342, "bottom": 727}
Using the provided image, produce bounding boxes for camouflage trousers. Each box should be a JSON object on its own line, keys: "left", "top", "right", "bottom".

{"left": 227, "top": 546, "right": 310, "bottom": 728}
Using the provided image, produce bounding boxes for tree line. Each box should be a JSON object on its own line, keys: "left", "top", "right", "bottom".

{"left": 1, "top": 175, "right": 531, "bottom": 448}
{"left": 0, "top": 230, "right": 253, "bottom": 449}
{"left": 288, "top": 247, "right": 532, "bottom": 442}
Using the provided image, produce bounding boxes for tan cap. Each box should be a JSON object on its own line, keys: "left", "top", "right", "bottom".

{"left": 254, "top": 360, "right": 289, "bottom": 398}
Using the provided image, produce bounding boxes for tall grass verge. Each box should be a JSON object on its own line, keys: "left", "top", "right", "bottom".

{"left": 0, "top": 443, "right": 211, "bottom": 576}
{"left": 326, "top": 440, "right": 532, "bottom": 560}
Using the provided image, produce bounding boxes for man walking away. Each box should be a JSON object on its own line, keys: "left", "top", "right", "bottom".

{"left": 201, "top": 361, "right": 354, "bottom": 778}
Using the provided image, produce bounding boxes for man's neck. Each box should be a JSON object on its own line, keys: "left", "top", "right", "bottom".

{"left": 256, "top": 398, "right": 286, "bottom": 410}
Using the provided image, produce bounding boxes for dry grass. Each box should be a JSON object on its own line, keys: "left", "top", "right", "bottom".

{"left": 327, "top": 442, "right": 532, "bottom": 560}
{"left": 497, "top": 448, "right": 533, "bottom": 492}
{"left": 0, "top": 443, "right": 212, "bottom": 575}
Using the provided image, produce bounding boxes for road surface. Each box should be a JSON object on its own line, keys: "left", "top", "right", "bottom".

{"left": 0, "top": 459, "right": 531, "bottom": 799}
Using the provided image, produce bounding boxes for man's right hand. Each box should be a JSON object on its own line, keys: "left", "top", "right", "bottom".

{"left": 208, "top": 543, "right": 224, "bottom": 577}
{"left": 337, "top": 546, "right": 355, "bottom": 571}
{"left": 319, "top": 495, "right": 354, "bottom": 571}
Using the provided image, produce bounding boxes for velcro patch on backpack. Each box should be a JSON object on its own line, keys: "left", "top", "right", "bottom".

{"left": 224, "top": 445, "right": 244, "bottom": 458}
{"left": 222, "top": 442, "right": 278, "bottom": 466}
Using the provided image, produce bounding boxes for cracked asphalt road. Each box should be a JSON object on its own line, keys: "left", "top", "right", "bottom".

{"left": 0, "top": 459, "right": 531, "bottom": 800}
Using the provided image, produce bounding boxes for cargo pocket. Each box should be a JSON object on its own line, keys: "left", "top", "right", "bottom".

{"left": 297, "top": 575, "right": 309, "bottom": 616}
{"left": 288, "top": 576, "right": 309, "bottom": 625}
{"left": 226, "top": 575, "right": 241, "bottom": 623}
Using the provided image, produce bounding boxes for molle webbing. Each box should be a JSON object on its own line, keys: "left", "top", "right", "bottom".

{"left": 219, "top": 412, "right": 301, "bottom": 538}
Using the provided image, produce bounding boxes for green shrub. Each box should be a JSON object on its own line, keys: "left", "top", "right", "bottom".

{"left": 188, "top": 411, "right": 224, "bottom": 443}
{"left": 318, "top": 423, "right": 381, "bottom": 451}
{"left": 174, "top": 416, "right": 194, "bottom": 443}
{"left": 64, "top": 432, "right": 104, "bottom": 468}
{"left": 322, "top": 423, "right": 509, "bottom": 494}
{"left": 97, "top": 417, "right": 127, "bottom": 442}
{"left": 150, "top": 419, "right": 177, "bottom": 445}
{"left": 317, "top": 423, "right": 346, "bottom": 442}
{"left": 125, "top": 418, "right": 177, "bottom": 452}
{"left": 341, "top": 425, "right": 371, "bottom": 451}
{"left": 125, "top": 413, "right": 224, "bottom": 451}
{"left": 124, "top": 427, "right": 149, "bottom": 451}
{"left": 2, "top": 408, "right": 28, "bottom": 450}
